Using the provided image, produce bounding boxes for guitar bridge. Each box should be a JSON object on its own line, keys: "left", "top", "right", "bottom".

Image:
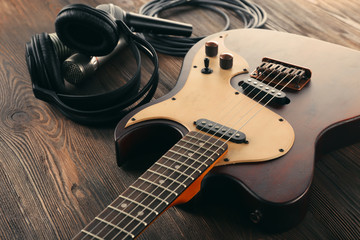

{"left": 194, "top": 119, "right": 247, "bottom": 144}
{"left": 251, "top": 57, "right": 311, "bottom": 91}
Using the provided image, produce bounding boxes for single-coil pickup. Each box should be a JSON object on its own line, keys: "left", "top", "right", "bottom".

{"left": 194, "top": 119, "right": 247, "bottom": 144}
{"left": 240, "top": 78, "right": 290, "bottom": 105}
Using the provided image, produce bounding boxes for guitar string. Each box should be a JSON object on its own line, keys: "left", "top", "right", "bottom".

{"left": 201, "top": 69, "right": 283, "bottom": 140}
{"left": 83, "top": 64, "right": 286, "bottom": 239}
{"left": 213, "top": 69, "right": 287, "bottom": 138}
{"left": 83, "top": 52, "right": 296, "bottom": 238}
{"left": 104, "top": 69, "right": 291, "bottom": 239}
{"left": 109, "top": 72, "right": 297, "bottom": 240}
{"left": 77, "top": 64, "right": 269, "bottom": 239}
{"left": 100, "top": 67, "right": 281, "bottom": 239}
{"left": 86, "top": 65, "right": 290, "bottom": 240}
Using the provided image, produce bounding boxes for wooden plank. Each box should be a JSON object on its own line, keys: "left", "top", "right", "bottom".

{"left": 0, "top": 0, "right": 359, "bottom": 239}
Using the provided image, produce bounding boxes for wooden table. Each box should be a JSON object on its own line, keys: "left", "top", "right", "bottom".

{"left": 0, "top": 0, "right": 359, "bottom": 239}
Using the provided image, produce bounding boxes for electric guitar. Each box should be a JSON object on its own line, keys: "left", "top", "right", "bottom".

{"left": 74, "top": 29, "right": 360, "bottom": 239}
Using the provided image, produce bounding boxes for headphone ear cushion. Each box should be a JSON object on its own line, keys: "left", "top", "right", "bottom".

{"left": 26, "top": 33, "right": 65, "bottom": 91}
{"left": 55, "top": 4, "right": 119, "bottom": 56}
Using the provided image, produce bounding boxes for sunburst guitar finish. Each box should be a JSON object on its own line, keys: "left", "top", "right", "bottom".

{"left": 112, "top": 29, "right": 360, "bottom": 233}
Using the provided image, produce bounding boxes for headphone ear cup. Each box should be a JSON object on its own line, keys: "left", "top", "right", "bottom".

{"left": 25, "top": 33, "right": 65, "bottom": 91}
{"left": 55, "top": 4, "right": 119, "bottom": 56}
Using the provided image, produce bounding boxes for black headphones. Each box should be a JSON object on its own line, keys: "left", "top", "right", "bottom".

{"left": 25, "top": 4, "right": 160, "bottom": 125}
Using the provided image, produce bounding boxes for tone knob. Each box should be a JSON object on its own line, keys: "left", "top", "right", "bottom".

{"left": 220, "top": 53, "right": 233, "bottom": 69}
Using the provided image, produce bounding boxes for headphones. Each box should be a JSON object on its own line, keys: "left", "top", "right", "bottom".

{"left": 25, "top": 4, "right": 160, "bottom": 125}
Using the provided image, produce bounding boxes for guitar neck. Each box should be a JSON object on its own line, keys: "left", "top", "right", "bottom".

{"left": 74, "top": 131, "right": 228, "bottom": 240}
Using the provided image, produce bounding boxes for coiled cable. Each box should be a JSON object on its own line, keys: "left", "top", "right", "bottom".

{"left": 139, "top": 0, "right": 267, "bottom": 56}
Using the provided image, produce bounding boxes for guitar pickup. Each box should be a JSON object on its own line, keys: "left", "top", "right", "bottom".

{"left": 240, "top": 78, "right": 290, "bottom": 105}
{"left": 194, "top": 119, "right": 247, "bottom": 144}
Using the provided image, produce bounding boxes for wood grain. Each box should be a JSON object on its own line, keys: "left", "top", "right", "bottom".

{"left": 0, "top": 0, "right": 359, "bottom": 239}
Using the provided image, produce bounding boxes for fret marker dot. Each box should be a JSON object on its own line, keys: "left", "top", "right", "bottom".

{"left": 199, "top": 142, "right": 205, "bottom": 146}
{"left": 175, "top": 165, "right": 180, "bottom": 169}
{"left": 138, "top": 211, "right": 144, "bottom": 216}
{"left": 159, "top": 179, "right": 165, "bottom": 184}
{"left": 121, "top": 203, "right": 128, "bottom": 208}
{"left": 188, "top": 152, "right": 194, "bottom": 157}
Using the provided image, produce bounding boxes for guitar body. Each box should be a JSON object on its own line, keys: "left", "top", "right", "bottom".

{"left": 114, "top": 29, "right": 360, "bottom": 231}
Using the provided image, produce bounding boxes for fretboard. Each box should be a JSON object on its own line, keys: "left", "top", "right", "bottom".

{"left": 73, "top": 131, "right": 228, "bottom": 240}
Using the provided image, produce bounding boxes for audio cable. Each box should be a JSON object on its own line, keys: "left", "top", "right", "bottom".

{"left": 139, "top": 0, "right": 267, "bottom": 56}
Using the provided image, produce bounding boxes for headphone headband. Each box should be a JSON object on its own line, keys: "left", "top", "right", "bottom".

{"left": 55, "top": 4, "right": 119, "bottom": 56}
{"left": 25, "top": 4, "right": 159, "bottom": 125}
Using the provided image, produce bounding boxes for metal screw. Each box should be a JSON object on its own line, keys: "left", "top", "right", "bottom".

{"left": 249, "top": 210, "right": 262, "bottom": 224}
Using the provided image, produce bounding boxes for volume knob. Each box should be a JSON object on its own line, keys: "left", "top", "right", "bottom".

{"left": 205, "top": 41, "right": 218, "bottom": 57}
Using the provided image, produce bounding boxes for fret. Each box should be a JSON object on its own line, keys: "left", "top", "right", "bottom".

{"left": 173, "top": 141, "right": 219, "bottom": 158}
{"left": 155, "top": 161, "right": 195, "bottom": 180}
{"left": 75, "top": 230, "right": 132, "bottom": 240}
{"left": 95, "top": 206, "right": 150, "bottom": 239}
{"left": 130, "top": 186, "right": 169, "bottom": 205}
{"left": 161, "top": 155, "right": 202, "bottom": 173}
{"left": 171, "top": 143, "right": 209, "bottom": 155}
{"left": 131, "top": 178, "right": 181, "bottom": 206}
{"left": 157, "top": 155, "right": 203, "bottom": 178}
{"left": 95, "top": 217, "right": 137, "bottom": 238}
{"left": 138, "top": 176, "right": 179, "bottom": 196}
{"left": 139, "top": 172, "right": 186, "bottom": 196}
{"left": 168, "top": 149, "right": 210, "bottom": 166}
{"left": 79, "top": 216, "right": 133, "bottom": 240}
{"left": 164, "top": 146, "right": 213, "bottom": 172}
{"left": 76, "top": 131, "right": 228, "bottom": 240}
{"left": 146, "top": 169, "right": 186, "bottom": 187}
{"left": 141, "top": 168, "right": 188, "bottom": 191}
{"left": 111, "top": 195, "right": 159, "bottom": 215}
{"left": 106, "top": 206, "right": 147, "bottom": 226}
{"left": 80, "top": 229, "right": 103, "bottom": 240}
{"left": 185, "top": 134, "right": 226, "bottom": 150}
{"left": 161, "top": 152, "right": 206, "bottom": 173}
{"left": 172, "top": 144, "right": 219, "bottom": 160}
{"left": 120, "top": 187, "right": 168, "bottom": 218}
{"left": 180, "top": 138, "right": 226, "bottom": 152}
